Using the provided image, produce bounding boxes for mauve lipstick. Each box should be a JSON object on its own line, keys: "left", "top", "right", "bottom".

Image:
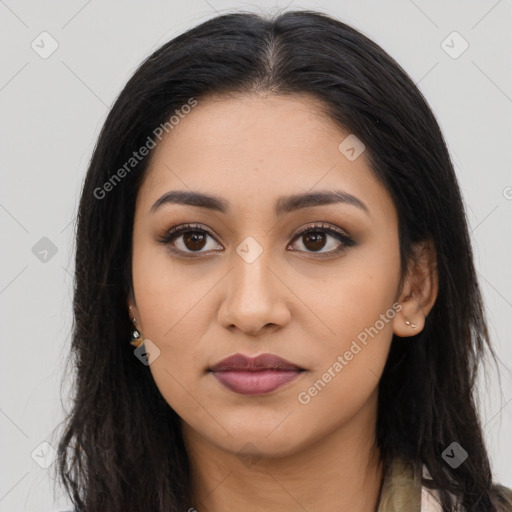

{"left": 209, "top": 353, "right": 305, "bottom": 395}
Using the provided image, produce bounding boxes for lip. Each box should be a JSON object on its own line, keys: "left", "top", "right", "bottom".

{"left": 209, "top": 353, "right": 306, "bottom": 395}
{"left": 210, "top": 353, "right": 304, "bottom": 372}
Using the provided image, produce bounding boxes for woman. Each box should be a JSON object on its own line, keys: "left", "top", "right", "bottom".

{"left": 54, "top": 9, "right": 512, "bottom": 512}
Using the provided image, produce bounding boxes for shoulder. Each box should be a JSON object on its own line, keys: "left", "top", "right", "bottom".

{"left": 421, "top": 465, "right": 512, "bottom": 512}
{"left": 421, "top": 485, "right": 443, "bottom": 512}
{"left": 420, "top": 464, "right": 445, "bottom": 512}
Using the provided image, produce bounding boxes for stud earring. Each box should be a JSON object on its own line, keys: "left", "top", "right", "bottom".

{"left": 405, "top": 319, "right": 417, "bottom": 329}
{"left": 128, "top": 306, "right": 144, "bottom": 347}
{"left": 130, "top": 327, "right": 143, "bottom": 347}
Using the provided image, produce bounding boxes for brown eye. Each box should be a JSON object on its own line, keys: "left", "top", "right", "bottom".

{"left": 158, "top": 224, "right": 223, "bottom": 255}
{"left": 289, "top": 224, "right": 355, "bottom": 256}
{"left": 182, "top": 231, "right": 207, "bottom": 251}
{"left": 302, "top": 231, "right": 328, "bottom": 251}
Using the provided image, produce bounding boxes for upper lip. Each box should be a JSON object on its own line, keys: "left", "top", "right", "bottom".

{"left": 209, "top": 353, "right": 305, "bottom": 372}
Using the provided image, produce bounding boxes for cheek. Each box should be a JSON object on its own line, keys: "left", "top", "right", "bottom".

{"left": 303, "top": 247, "right": 400, "bottom": 355}
{"left": 294, "top": 278, "right": 398, "bottom": 429}
{"left": 131, "top": 238, "right": 218, "bottom": 411}
{"left": 133, "top": 263, "right": 210, "bottom": 386}
{"left": 295, "top": 238, "right": 401, "bottom": 404}
{"left": 131, "top": 233, "right": 211, "bottom": 337}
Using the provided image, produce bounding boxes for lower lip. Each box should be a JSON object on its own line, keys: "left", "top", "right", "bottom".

{"left": 211, "top": 369, "right": 303, "bottom": 395}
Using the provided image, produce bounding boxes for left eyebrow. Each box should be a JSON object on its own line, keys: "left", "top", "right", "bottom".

{"left": 150, "top": 189, "right": 369, "bottom": 216}
{"left": 275, "top": 190, "right": 369, "bottom": 216}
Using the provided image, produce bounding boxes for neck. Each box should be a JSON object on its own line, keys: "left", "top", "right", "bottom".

{"left": 183, "top": 392, "right": 384, "bottom": 512}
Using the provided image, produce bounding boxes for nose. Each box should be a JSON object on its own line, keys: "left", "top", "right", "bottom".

{"left": 217, "top": 249, "right": 291, "bottom": 337}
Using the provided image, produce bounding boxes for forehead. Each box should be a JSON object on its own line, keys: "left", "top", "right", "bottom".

{"left": 138, "top": 93, "right": 394, "bottom": 221}
{"left": 147, "top": 93, "right": 346, "bottom": 174}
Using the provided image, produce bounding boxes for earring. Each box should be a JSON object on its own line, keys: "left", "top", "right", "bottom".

{"left": 128, "top": 308, "right": 144, "bottom": 347}
{"left": 130, "top": 327, "right": 143, "bottom": 347}
{"left": 405, "top": 319, "right": 417, "bottom": 329}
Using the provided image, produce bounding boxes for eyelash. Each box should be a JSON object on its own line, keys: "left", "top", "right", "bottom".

{"left": 158, "top": 222, "right": 355, "bottom": 258}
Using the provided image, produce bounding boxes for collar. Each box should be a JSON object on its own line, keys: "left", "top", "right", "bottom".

{"left": 377, "top": 457, "right": 442, "bottom": 512}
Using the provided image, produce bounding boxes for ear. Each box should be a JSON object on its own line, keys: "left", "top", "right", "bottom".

{"left": 393, "top": 238, "right": 438, "bottom": 338}
{"left": 126, "top": 290, "right": 139, "bottom": 325}
{"left": 127, "top": 292, "right": 143, "bottom": 346}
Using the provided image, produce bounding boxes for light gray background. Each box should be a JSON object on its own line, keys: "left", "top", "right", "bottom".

{"left": 1, "top": 0, "right": 511, "bottom": 510}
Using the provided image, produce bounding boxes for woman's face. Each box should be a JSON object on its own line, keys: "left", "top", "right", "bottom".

{"left": 130, "top": 93, "right": 411, "bottom": 459}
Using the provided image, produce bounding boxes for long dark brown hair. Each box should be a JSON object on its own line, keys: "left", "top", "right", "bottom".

{"left": 52, "top": 9, "right": 512, "bottom": 512}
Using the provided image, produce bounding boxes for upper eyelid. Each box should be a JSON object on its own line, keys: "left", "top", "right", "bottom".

{"left": 293, "top": 223, "right": 348, "bottom": 237}
{"left": 164, "top": 222, "right": 347, "bottom": 238}
{"left": 161, "top": 222, "right": 351, "bottom": 248}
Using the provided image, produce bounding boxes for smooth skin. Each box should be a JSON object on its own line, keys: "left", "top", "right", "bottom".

{"left": 129, "top": 93, "right": 438, "bottom": 512}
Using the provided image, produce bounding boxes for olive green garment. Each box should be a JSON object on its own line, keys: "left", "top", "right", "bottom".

{"left": 376, "top": 457, "right": 426, "bottom": 512}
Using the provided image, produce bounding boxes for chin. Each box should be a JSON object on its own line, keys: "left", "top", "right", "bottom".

{"left": 218, "top": 426, "right": 308, "bottom": 460}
